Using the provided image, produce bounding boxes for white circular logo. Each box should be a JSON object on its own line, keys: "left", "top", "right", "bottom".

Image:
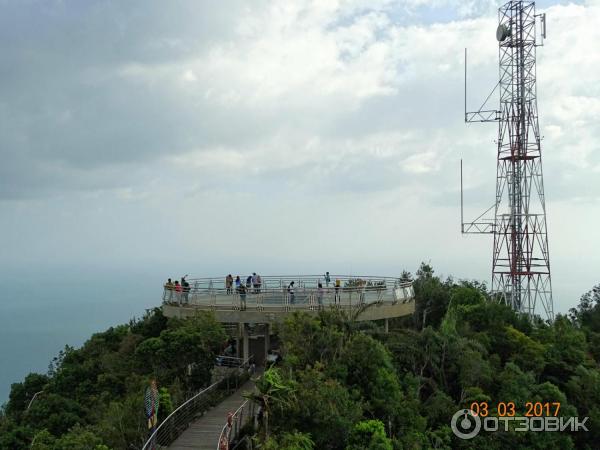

{"left": 451, "top": 409, "right": 481, "bottom": 440}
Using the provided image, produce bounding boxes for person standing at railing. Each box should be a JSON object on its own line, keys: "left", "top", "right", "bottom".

{"left": 287, "top": 281, "right": 295, "bottom": 304}
{"left": 174, "top": 280, "right": 182, "bottom": 303}
{"left": 358, "top": 278, "right": 366, "bottom": 304}
{"left": 181, "top": 277, "right": 190, "bottom": 304}
{"left": 252, "top": 272, "right": 258, "bottom": 293}
{"left": 239, "top": 284, "right": 247, "bottom": 310}
{"left": 246, "top": 275, "right": 252, "bottom": 291}
{"left": 317, "top": 282, "right": 324, "bottom": 309}
{"left": 324, "top": 271, "right": 331, "bottom": 287}
{"left": 334, "top": 278, "right": 341, "bottom": 304}
{"left": 256, "top": 274, "right": 262, "bottom": 293}
{"left": 235, "top": 275, "right": 241, "bottom": 291}
{"left": 225, "top": 274, "right": 233, "bottom": 294}
{"left": 164, "top": 278, "right": 174, "bottom": 302}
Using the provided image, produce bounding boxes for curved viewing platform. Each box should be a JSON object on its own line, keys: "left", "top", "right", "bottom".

{"left": 161, "top": 275, "right": 415, "bottom": 324}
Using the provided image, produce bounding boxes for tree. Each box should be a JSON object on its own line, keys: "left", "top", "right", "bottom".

{"left": 346, "top": 420, "right": 392, "bottom": 450}
{"left": 244, "top": 368, "right": 296, "bottom": 439}
{"left": 31, "top": 425, "right": 109, "bottom": 450}
{"left": 279, "top": 367, "right": 363, "bottom": 449}
{"left": 412, "top": 263, "right": 453, "bottom": 330}
{"left": 330, "top": 333, "right": 402, "bottom": 421}
{"left": 262, "top": 431, "right": 314, "bottom": 450}
{"left": 5, "top": 373, "right": 49, "bottom": 420}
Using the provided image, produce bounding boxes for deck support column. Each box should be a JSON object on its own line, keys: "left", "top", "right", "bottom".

{"left": 264, "top": 323, "right": 271, "bottom": 365}
{"left": 242, "top": 323, "right": 250, "bottom": 363}
{"left": 385, "top": 318, "right": 389, "bottom": 333}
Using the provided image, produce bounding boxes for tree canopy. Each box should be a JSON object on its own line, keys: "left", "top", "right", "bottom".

{"left": 2, "top": 274, "right": 600, "bottom": 449}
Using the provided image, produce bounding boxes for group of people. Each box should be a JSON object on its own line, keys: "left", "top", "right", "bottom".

{"left": 163, "top": 276, "right": 190, "bottom": 303}
{"left": 225, "top": 273, "right": 263, "bottom": 296}
{"left": 224, "top": 273, "right": 264, "bottom": 310}
{"left": 163, "top": 272, "right": 350, "bottom": 308}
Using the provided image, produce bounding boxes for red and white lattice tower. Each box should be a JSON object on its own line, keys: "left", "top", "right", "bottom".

{"left": 462, "top": 1, "right": 553, "bottom": 320}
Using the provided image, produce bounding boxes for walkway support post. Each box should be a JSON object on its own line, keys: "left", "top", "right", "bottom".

{"left": 264, "top": 323, "right": 270, "bottom": 365}
{"left": 242, "top": 323, "right": 249, "bottom": 363}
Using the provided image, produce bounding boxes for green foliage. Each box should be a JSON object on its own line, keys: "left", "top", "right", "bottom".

{"left": 5, "top": 269, "right": 600, "bottom": 450}
{"left": 413, "top": 263, "right": 452, "bottom": 329}
{"left": 5, "top": 373, "right": 49, "bottom": 420}
{"left": 278, "top": 367, "right": 363, "bottom": 449}
{"left": 346, "top": 420, "right": 392, "bottom": 450}
{"left": 330, "top": 333, "right": 402, "bottom": 419}
{"left": 135, "top": 312, "right": 226, "bottom": 389}
{"left": 31, "top": 425, "right": 109, "bottom": 450}
{"left": 279, "top": 312, "right": 345, "bottom": 370}
{"left": 158, "top": 387, "right": 173, "bottom": 420}
{"left": 2, "top": 309, "right": 226, "bottom": 450}
{"left": 250, "top": 269, "right": 600, "bottom": 450}
{"left": 262, "top": 431, "right": 314, "bottom": 450}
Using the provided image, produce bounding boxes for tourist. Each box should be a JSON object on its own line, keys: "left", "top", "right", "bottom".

{"left": 256, "top": 274, "right": 262, "bottom": 293}
{"left": 324, "top": 271, "right": 331, "bottom": 287}
{"left": 358, "top": 278, "right": 366, "bottom": 304}
{"left": 235, "top": 276, "right": 241, "bottom": 292}
{"left": 164, "top": 278, "right": 174, "bottom": 302}
{"left": 317, "top": 282, "right": 324, "bottom": 309}
{"left": 174, "top": 280, "right": 182, "bottom": 303}
{"left": 252, "top": 272, "right": 258, "bottom": 293}
{"left": 239, "top": 284, "right": 247, "bottom": 310}
{"left": 225, "top": 274, "right": 233, "bottom": 294}
{"left": 246, "top": 275, "right": 252, "bottom": 290}
{"left": 335, "top": 278, "right": 341, "bottom": 304}
{"left": 287, "top": 281, "right": 295, "bottom": 304}
{"left": 181, "top": 278, "right": 190, "bottom": 304}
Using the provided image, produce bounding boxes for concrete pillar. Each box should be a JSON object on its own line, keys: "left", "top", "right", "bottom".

{"left": 264, "top": 323, "right": 271, "bottom": 365}
{"left": 242, "top": 323, "right": 249, "bottom": 362}
{"left": 384, "top": 318, "right": 389, "bottom": 333}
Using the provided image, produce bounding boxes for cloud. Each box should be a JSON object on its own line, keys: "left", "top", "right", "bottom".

{"left": 0, "top": 0, "right": 598, "bottom": 313}
{"left": 1, "top": 0, "right": 597, "bottom": 204}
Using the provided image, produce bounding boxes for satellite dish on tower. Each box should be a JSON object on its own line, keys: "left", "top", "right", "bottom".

{"left": 496, "top": 23, "right": 511, "bottom": 42}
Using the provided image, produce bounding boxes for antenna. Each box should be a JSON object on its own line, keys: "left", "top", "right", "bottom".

{"left": 460, "top": 159, "right": 464, "bottom": 233}
{"left": 464, "top": 49, "right": 467, "bottom": 123}
{"left": 541, "top": 13, "right": 547, "bottom": 38}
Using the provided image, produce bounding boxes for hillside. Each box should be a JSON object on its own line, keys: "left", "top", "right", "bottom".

{"left": 1, "top": 264, "right": 599, "bottom": 449}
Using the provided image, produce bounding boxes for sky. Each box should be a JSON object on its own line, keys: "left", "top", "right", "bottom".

{"left": 0, "top": 0, "right": 598, "bottom": 317}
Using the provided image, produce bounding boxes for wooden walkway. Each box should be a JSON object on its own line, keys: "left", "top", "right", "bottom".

{"left": 168, "top": 379, "right": 255, "bottom": 450}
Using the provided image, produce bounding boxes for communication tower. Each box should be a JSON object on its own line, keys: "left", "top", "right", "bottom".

{"left": 462, "top": 1, "right": 553, "bottom": 320}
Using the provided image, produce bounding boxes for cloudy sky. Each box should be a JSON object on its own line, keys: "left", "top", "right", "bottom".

{"left": 0, "top": 0, "right": 598, "bottom": 314}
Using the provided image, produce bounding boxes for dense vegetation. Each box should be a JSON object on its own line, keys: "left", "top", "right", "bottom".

{"left": 1, "top": 264, "right": 599, "bottom": 449}
{"left": 0, "top": 311, "right": 226, "bottom": 449}
{"left": 249, "top": 266, "right": 600, "bottom": 449}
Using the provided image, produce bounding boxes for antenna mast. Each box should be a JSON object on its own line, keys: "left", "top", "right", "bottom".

{"left": 462, "top": 1, "right": 553, "bottom": 320}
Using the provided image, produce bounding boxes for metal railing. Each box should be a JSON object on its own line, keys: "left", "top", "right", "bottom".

{"left": 217, "top": 399, "right": 256, "bottom": 450}
{"left": 216, "top": 355, "right": 246, "bottom": 368}
{"left": 141, "top": 356, "right": 253, "bottom": 450}
{"left": 162, "top": 275, "right": 414, "bottom": 311}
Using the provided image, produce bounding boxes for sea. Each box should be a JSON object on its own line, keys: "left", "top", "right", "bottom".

{"left": 0, "top": 266, "right": 165, "bottom": 406}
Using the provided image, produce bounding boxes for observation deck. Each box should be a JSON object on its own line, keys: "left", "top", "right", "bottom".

{"left": 161, "top": 275, "right": 415, "bottom": 324}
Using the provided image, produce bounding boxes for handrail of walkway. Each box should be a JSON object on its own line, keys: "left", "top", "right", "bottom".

{"left": 165, "top": 275, "right": 407, "bottom": 292}
{"left": 141, "top": 356, "right": 254, "bottom": 450}
{"left": 216, "top": 399, "right": 255, "bottom": 450}
{"left": 162, "top": 275, "right": 414, "bottom": 311}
